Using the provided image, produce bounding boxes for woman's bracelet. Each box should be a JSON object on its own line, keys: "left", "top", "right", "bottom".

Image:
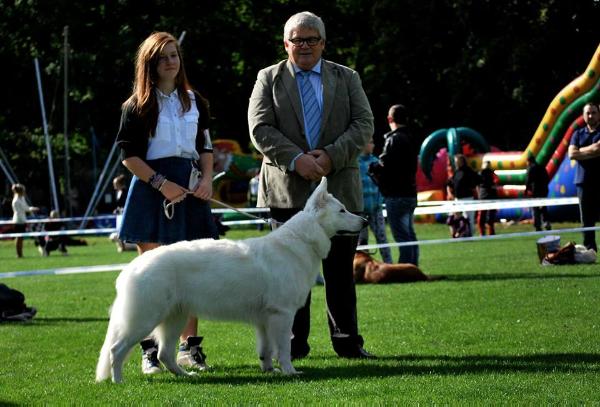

{"left": 148, "top": 173, "right": 167, "bottom": 190}
{"left": 157, "top": 178, "right": 168, "bottom": 192}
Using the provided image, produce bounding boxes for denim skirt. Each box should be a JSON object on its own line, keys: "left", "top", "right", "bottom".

{"left": 118, "top": 157, "right": 217, "bottom": 245}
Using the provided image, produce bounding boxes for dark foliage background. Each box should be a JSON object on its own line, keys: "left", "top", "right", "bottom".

{"left": 1, "top": 0, "right": 598, "bottom": 215}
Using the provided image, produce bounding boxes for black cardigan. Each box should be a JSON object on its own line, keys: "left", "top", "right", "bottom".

{"left": 116, "top": 92, "right": 212, "bottom": 162}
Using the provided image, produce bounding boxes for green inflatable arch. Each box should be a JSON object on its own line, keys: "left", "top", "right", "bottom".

{"left": 419, "top": 127, "right": 490, "bottom": 180}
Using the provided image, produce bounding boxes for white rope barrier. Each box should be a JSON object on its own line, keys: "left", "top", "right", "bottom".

{"left": 0, "top": 209, "right": 269, "bottom": 227}
{"left": 2, "top": 225, "right": 598, "bottom": 279}
{"left": 1, "top": 197, "right": 577, "bottom": 226}
{"left": 1, "top": 228, "right": 117, "bottom": 239}
{"left": 412, "top": 197, "right": 579, "bottom": 215}
{"left": 357, "top": 226, "right": 600, "bottom": 250}
{"left": 0, "top": 197, "right": 581, "bottom": 237}
{"left": 0, "top": 263, "right": 127, "bottom": 279}
{"left": 0, "top": 214, "right": 117, "bottom": 226}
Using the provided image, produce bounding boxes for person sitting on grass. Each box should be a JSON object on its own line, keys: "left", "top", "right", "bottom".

{"left": 0, "top": 283, "right": 36, "bottom": 322}
{"left": 37, "top": 210, "right": 68, "bottom": 256}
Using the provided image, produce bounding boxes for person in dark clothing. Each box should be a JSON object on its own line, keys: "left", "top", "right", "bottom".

{"left": 368, "top": 104, "right": 419, "bottom": 265}
{"left": 525, "top": 156, "right": 551, "bottom": 231}
{"left": 0, "top": 284, "right": 36, "bottom": 322}
{"left": 568, "top": 102, "right": 600, "bottom": 251}
{"left": 476, "top": 161, "right": 498, "bottom": 236}
{"left": 446, "top": 154, "right": 480, "bottom": 236}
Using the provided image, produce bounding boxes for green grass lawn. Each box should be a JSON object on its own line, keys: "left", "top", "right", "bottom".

{"left": 1, "top": 223, "right": 599, "bottom": 404}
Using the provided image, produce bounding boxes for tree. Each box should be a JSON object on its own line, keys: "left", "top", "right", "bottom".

{"left": 0, "top": 0, "right": 598, "bottom": 214}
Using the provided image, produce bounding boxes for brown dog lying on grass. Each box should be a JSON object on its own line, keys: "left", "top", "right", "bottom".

{"left": 353, "top": 250, "right": 445, "bottom": 284}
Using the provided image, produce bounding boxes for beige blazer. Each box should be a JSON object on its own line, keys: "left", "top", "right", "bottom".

{"left": 248, "top": 59, "right": 374, "bottom": 211}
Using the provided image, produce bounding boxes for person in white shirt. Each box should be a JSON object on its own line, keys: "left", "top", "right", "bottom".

{"left": 11, "top": 184, "right": 39, "bottom": 258}
{"left": 115, "top": 32, "right": 217, "bottom": 375}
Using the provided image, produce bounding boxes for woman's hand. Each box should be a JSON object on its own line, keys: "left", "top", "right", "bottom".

{"left": 160, "top": 180, "right": 189, "bottom": 202}
{"left": 192, "top": 177, "right": 213, "bottom": 201}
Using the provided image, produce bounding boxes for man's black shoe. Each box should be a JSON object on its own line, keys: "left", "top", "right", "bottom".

{"left": 291, "top": 340, "right": 310, "bottom": 360}
{"left": 291, "top": 351, "right": 309, "bottom": 361}
{"left": 337, "top": 346, "right": 377, "bottom": 359}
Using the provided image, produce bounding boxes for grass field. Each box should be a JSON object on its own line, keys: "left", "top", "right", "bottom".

{"left": 1, "top": 222, "right": 599, "bottom": 404}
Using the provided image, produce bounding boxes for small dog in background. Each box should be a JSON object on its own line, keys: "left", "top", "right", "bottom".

{"left": 353, "top": 250, "right": 444, "bottom": 284}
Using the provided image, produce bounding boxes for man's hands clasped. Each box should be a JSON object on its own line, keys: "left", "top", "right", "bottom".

{"left": 295, "top": 149, "right": 332, "bottom": 181}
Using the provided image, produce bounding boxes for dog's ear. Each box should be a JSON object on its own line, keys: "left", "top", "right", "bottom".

{"left": 305, "top": 177, "right": 329, "bottom": 212}
{"left": 317, "top": 177, "right": 328, "bottom": 191}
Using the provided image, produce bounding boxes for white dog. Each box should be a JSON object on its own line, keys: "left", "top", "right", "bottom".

{"left": 96, "top": 178, "right": 366, "bottom": 383}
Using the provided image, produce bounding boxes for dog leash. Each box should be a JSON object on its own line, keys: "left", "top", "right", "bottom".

{"left": 162, "top": 170, "right": 275, "bottom": 224}
{"left": 164, "top": 179, "right": 349, "bottom": 338}
{"left": 163, "top": 193, "right": 277, "bottom": 226}
{"left": 325, "top": 305, "right": 350, "bottom": 339}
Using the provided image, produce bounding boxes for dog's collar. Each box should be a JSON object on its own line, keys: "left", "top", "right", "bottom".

{"left": 335, "top": 230, "right": 360, "bottom": 236}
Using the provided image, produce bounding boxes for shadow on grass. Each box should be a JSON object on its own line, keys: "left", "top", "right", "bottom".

{"left": 445, "top": 272, "right": 600, "bottom": 282}
{"left": 150, "top": 352, "right": 600, "bottom": 385}
{"left": 23, "top": 317, "right": 109, "bottom": 324}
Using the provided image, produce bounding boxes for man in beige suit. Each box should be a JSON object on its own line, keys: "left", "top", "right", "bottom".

{"left": 248, "top": 11, "right": 375, "bottom": 359}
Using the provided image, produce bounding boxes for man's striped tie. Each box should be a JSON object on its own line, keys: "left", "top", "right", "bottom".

{"left": 299, "top": 71, "right": 321, "bottom": 149}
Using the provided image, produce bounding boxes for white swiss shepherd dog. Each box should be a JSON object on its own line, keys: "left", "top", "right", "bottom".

{"left": 96, "top": 178, "right": 366, "bottom": 383}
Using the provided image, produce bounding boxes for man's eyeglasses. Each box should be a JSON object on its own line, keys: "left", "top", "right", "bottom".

{"left": 288, "top": 36, "right": 322, "bottom": 47}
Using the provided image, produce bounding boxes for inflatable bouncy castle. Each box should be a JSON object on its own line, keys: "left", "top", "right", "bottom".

{"left": 417, "top": 44, "right": 600, "bottom": 221}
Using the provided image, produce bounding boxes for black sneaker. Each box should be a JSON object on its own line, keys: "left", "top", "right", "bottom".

{"left": 177, "top": 336, "right": 209, "bottom": 371}
{"left": 140, "top": 339, "right": 162, "bottom": 375}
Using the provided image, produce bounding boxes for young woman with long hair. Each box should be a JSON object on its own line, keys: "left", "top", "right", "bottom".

{"left": 116, "top": 31, "right": 217, "bottom": 375}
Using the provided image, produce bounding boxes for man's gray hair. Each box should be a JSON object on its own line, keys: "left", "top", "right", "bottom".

{"left": 284, "top": 11, "right": 326, "bottom": 41}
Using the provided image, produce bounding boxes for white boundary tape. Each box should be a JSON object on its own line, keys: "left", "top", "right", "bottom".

{"left": 0, "top": 263, "right": 127, "bottom": 279}
{"left": 358, "top": 226, "right": 600, "bottom": 249}
{"left": 412, "top": 197, "right": 578, "bottom": 215}
{"left": 0, "top": 214, "right": 116, "bottom": 226}
{"left": 2, "top": 226, "right": 598, "bottom": 279}
{"left": 0, "top": 207, "right": 270, "bottom": 226}
{"left": 0, "top": 197, "right": 581, "bottom": 236}
{"left": 1, "top": 228, "right": 117, "bottom": 239}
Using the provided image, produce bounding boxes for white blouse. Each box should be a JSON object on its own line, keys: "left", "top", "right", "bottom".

{"left": 12, "top": 196, "right": 34, "bottom": 224}
{"left": 146, "top": 89, "right": 201, "bottom": 160}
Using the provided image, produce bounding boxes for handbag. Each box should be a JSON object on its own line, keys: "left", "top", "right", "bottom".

{"left": 189, "top": 166, "right": 201, "bottom": 190}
